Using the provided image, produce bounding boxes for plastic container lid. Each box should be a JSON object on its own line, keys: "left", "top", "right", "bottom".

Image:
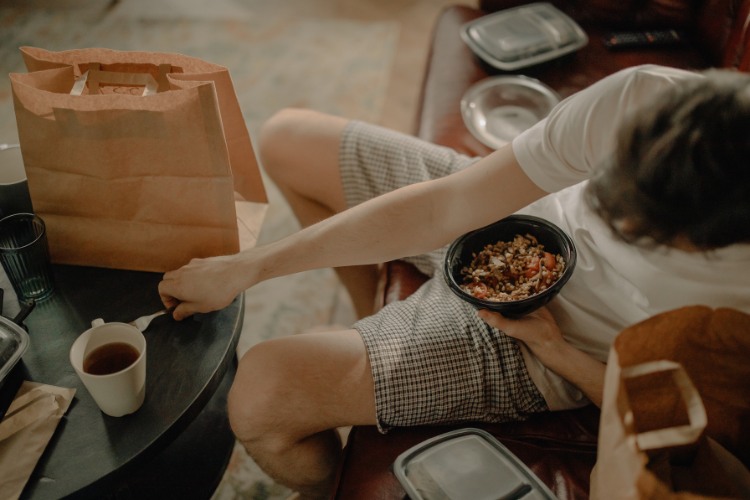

{"left": 392, "top": 428, "right": 557, "bottom": 499}
{"left": 461, "top": 2, "right": 588, "bottom": 71}
{"left": 0, "top": 315, "right": 29, "bottom": 390}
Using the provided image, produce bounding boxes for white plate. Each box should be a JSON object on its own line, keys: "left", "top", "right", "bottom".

{"left": 461, "top": 76, "right": 560, "bottom": 150}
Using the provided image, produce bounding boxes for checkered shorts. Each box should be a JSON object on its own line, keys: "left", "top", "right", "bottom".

{"left": 340, "top": 121, "right": 549, "bottom": 433}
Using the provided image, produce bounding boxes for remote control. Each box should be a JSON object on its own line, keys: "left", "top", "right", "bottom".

{"left": 603, "top": 30, "right": 686, "bottom": 50}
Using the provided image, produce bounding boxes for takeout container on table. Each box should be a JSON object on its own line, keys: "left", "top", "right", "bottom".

{"left": 444, "top": 214, "right": 576, "bottom": 318}
{"left": 0, "top": 295, "right": 34, "bottom": 391}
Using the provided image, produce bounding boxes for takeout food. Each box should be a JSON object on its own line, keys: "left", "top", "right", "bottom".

{"left": 444, "top": 215, "right": 577, "bottom": 318}
{"left": 460, "top": 233, "right": 566, "bottom": 302}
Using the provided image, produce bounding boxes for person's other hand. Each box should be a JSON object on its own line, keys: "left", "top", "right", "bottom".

{"left": 480, "top": 306, "right": 607, "bottom": 407}
{"left": 158, "top": 254, "right": 243, "bottom": 321}
{"left": 477, "top": 306, "right": 565, "bottom": 365}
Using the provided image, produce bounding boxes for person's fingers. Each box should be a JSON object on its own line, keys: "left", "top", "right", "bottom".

{"left": 158, "top": 276, "right": 185, "bottom": 318}
{"left": 477, "top": 308, "right": 541, "bottom": 342}
{"left": 158, "top": 275, "right": 173, "bottom": 294}
{"left": 160, "top": 295, "right": 179, "bottom": 309}
{"left": 172, "top": 302, "right": 195, "bottom": 321}
{"left": 477, "top": 309, "right": 511, "bottom": 330}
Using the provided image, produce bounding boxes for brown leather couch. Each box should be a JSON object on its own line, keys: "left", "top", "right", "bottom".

{"left": 334, "top": 1, "right": 750, "bottom": 498}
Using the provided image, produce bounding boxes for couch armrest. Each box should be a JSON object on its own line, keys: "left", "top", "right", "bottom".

{"left": 373, "top": 261, "right": 429, "bottom": 311}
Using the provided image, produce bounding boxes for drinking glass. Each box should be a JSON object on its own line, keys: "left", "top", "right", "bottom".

{"left": 0, "top": 213, "right": 55, "bottom": 301}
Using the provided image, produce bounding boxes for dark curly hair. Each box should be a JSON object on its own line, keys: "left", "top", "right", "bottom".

{"left": 584, "top": 69, "right": 750, "bottom": 249}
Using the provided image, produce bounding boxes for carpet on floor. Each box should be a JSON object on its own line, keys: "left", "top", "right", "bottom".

{"left": 0, "top": 1, "right": 396, "bottom": 497}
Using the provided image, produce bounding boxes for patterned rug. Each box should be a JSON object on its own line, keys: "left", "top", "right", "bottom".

{"left": 0, "top": 1, "right": 394, "bottom": 497}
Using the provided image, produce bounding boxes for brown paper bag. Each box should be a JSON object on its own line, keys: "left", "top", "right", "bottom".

{"left": 0, "top": 382, "right": 76, "bottom": 500}
{"left": 9, "top": 47, "right": 267, "bottom": 272}
{"left": 591, "top": 329, "right": 750, "bottom": 499}
{"left": 613, "top": 306, "right": 750, "bottom": 467}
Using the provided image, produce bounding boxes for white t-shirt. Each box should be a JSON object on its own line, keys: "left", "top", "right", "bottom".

{"left": 511, "top": 65, "right": 750, "bottom": 410}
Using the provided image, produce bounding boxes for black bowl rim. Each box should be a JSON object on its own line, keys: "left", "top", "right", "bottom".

{"left": 443, "top": 214, "right": 577, "bottom": 311}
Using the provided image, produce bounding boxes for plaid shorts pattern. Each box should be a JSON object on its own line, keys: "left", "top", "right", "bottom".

{"left": 339, "top": 121, "right": 549, "bottom": 432}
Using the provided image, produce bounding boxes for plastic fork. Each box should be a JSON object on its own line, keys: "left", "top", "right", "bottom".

{"left": 128, "top": 309, "right": 170, "bottom": 332}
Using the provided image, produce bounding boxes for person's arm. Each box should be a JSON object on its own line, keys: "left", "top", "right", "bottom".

{"left": 255, "top": 144, "right": 544, "bottom": 277}
{"left": 159, "top": 144, "right": 547, "bottom": 319}
{"left": 478, "top": 308, "right": 605, "bottom": 407}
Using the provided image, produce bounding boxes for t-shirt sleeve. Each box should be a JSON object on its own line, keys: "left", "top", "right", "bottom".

{"left": 512, "top": 65, "right": 700, "bottom": 193}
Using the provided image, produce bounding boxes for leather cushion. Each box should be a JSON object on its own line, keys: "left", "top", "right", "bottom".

{"left": 417, "top": 5, "right": 713, "bottom": 157}
{"left": 335, "top": 406, "right": 600, "bottom": 500}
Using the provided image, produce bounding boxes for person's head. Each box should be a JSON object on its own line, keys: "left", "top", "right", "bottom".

{"left": 584, "top": 69, "right": 750, "bottom": 250}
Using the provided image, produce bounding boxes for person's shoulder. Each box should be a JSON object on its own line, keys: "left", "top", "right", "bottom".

{"left": 608, "top": 64, "right": 700, "bottom": 90}
{"left": 575, "top": 65, "right": 700, "bottom": 112}
{"left": 615, "top": 63, "right": 698, "bottom": 77}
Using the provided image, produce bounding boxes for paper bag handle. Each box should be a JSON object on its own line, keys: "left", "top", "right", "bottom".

{"left": 70, "top": 62, "right": 169, "bottom": 96}
{"left": 620, "top": 360, "right": 707, "bottom": 451}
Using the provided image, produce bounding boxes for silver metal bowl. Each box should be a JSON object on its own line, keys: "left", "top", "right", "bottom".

{"left": 461, "top": 76, "right": 560, "bottom": 150}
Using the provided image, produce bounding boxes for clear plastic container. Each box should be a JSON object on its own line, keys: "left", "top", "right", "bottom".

{"left": 461, "top": 2, "right": 588, "bottom": 70}
{"left": 0, "top": 315, "right": 29, "bottom": 390}
{"left": 392, "top": 428, "right": 557, "bottom": 499}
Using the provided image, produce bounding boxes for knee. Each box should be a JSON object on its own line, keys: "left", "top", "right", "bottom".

{"left": 227, "top": 342, "right": 288, "bottom": 447}
{"left": 258, "top": 108, "right": 318, "bottom": 182}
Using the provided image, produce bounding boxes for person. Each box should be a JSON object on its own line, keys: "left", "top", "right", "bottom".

{"left": 158, "top": 64, "right": 750, "bottom": 499}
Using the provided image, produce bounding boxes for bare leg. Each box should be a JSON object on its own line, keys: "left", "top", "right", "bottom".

{"left": 227, "top": 329, "right": 377, "bottom": 499}
{"left": 258, "top": 109, "right": 379, "bottom": 318}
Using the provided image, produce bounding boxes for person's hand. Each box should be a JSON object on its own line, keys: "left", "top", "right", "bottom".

{"left": 479, "top": 306, "right": 607, "bottom": 407}
{"left": 158, "top": 254, "right": 246, "bottom": 321}
{"left": 477, "top": 306, "right": 565, "bottom": 366}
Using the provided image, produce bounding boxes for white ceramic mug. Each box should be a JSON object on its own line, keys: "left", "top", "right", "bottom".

{"left": 70, "top": 319, "right": 147, "bottom": 417}
{"left": 0, "top": 145, "right": 34, "bottom": 218}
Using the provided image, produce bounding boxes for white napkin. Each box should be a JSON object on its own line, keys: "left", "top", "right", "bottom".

{"left": 0, "top": 382, "right": 76, "bottom": 500}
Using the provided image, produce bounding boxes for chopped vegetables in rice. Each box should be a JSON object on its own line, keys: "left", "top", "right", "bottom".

{"left": 460, "top": 233, "right": 566, "bottom": 302}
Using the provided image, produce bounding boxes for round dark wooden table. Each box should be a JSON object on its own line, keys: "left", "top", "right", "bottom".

{"left": 0, "top": 264, "right": 242, "bottom": 499}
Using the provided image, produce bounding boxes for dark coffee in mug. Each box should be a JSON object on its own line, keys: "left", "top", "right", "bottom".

{"left": 83, "top": 342, "right": 140, "bottom": 375}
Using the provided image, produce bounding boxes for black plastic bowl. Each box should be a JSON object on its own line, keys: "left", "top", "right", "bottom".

{"left": 444, "top": 214, "right": 577, "bottom": 318}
